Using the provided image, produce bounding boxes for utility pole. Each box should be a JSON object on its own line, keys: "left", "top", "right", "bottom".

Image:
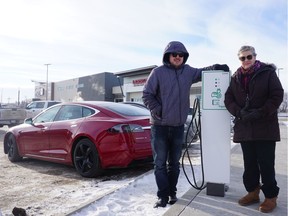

{"left": 44, "top": 64, "right": 51, "bottom": 100}
{"left": 277, "top": 68, "right": 283, "bottom": 78}
{"left": 18, "top": 88, "right": 20, "bottom": 106}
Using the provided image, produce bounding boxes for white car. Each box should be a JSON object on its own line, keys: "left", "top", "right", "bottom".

{"left": 26, "top": 101, "right": 61, "bottom": 118}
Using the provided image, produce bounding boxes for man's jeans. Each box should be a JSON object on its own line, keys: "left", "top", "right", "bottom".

{"left": 151, "top": 125, "right": 184, "bottom": 199}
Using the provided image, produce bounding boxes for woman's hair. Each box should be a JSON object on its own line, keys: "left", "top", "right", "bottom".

{"left": 237, "top": 45, "right": 257, "bottom": 56}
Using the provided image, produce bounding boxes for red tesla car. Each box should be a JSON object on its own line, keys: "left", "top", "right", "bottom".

{"left": 3, "top": 101, "right": 152, "bottom": 177}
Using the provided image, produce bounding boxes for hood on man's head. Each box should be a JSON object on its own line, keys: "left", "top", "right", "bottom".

{"left": 162, "top": 41, "right": 189, "bottom": 66}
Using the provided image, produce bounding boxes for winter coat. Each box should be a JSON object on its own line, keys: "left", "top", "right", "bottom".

{"left": 224, "top": 63, "right": 284, "bottom": 142}
{"left": 142, "top": 41, "right": 215, "bottom": 126}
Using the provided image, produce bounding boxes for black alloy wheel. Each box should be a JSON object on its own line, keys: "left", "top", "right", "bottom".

{"left": 73, "top": 138, "right": 102, "bottom": 177}
{"left": 7, "top": 134, "right": 22, "bottom": 162}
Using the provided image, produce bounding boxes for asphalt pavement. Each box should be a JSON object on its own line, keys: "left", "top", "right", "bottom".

{"left": 164, "top": 121, "right": 287, "bottom": 216}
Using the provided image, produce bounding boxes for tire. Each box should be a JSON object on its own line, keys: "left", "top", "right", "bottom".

{"left": 7, "top": 134, "right": 22, "bottom": 162}
{"left": 73, "top": 138, "right": 102, "bottom": 177}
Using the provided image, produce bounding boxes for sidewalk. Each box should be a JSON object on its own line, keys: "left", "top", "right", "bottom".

{"left": 164, "top": 123, "right": 287, "bottom": 216}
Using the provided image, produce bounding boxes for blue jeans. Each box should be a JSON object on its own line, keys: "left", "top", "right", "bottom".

{"left": 151, "top": 125, "right": 184, "bottom": 199}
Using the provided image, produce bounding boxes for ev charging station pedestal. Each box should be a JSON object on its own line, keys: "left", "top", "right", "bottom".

{"left": 201, "top": 70, "right": 231, "bottom": 197}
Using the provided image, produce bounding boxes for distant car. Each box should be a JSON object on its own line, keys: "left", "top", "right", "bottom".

{"left": 4, "top": 101, "right": 152, "bottom": 177}
{"left": 26, "top": 100, "right": 61, "bottom": 118}
{"left": 184, "top": 108, "right": 199, "bottom": 145}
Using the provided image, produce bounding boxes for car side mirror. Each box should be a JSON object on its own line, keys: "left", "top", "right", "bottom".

{"left": 24, "top": 118, "right": 33, "bottom": 125}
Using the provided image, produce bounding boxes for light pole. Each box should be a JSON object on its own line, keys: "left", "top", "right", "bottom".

{"left": 277, "top": 68, "right": 283, "bottom": 78}
{"left": 44, "top": 64, "right": 51, "bottom": 100}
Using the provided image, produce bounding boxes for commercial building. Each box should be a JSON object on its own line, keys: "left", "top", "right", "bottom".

{"left": 32, "top": 65, "right": 201, "bottom": 105}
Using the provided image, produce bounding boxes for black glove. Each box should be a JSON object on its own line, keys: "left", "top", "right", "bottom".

{"left": 241, "top": 109, "right": 263, "bottom": 122}
{"left": 151, "top": 106, "right": 162, "bottom": 120}
{"left": 213, "top": 64, "right": 230, "bottom": 72}
{"left": 240, "top": 108, "right": 250, "bottom": 120}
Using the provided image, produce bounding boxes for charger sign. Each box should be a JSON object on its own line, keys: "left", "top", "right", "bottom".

{"left": 202, "top": 71, "right": 230, "bottom": 110}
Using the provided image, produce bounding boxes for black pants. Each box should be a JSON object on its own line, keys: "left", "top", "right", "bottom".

{"left": 240, "top": 141, "right": 279, "bottom": 198}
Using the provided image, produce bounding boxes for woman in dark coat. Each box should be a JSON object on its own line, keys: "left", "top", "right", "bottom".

{"left": 224, "top": 45, "right": 284, "bottom": 213}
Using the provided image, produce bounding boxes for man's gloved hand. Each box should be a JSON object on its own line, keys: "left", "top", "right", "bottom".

{"left": 213, "top": 64, "right": 230, "bottom": 72}
{"left": 151, "top": 106, "right": 162, "bottom": 120}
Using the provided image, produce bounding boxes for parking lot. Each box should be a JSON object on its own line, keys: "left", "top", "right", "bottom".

{"left": 1, "top": 116, "right": 286, "bottom": 216}
{"left": 0, "top": 126, "right": 153, "bottom": 216}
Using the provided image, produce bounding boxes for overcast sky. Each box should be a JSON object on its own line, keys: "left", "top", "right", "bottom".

{"left": 0, "top": 0, "right": 287, "bottom": 103}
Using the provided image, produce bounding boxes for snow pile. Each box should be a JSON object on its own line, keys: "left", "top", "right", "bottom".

{"left": 71, "top": 165, "right": 201, "bottom": 216}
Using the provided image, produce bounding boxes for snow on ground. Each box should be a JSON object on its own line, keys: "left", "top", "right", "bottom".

{"left": 71, "top": 119, "right": 288, "bottom": 216}
{"left": 71, "top": 164, "right": 202, "bottom": 216}
{"left": 1, "top": 119, "right": 286, "bottom": 216}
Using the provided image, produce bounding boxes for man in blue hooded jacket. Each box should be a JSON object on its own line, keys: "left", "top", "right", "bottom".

{"left": 142, "top": 41, "right": 229, "bottom": 208}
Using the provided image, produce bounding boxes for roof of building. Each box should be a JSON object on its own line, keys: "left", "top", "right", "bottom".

{"left": 114, "top": 65, "right": 157, "bottom": 77}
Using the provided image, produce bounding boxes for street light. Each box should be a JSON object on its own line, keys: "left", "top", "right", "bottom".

{"left": 277, "top": 68, "right": 283, "bottom": 78}
{"left": 44, "top": 64, "right": 51, "bottom": 100}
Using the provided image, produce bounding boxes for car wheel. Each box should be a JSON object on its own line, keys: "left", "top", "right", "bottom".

{"left": 73, "top": 138, "right": 102, "bottom": 177}
{"left": 7, "top": 134, "right": 22, "bottom": 162}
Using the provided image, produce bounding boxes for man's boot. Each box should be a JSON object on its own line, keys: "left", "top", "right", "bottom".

{"left": 238, "top": 186, "right": 260, "bottom": 206}
{"left": 259, "top": 197, "right": 277, "bottom": 213}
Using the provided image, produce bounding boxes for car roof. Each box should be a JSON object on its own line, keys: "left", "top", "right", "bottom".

{"left": 53, "top": 101, "right": 150, "bottom": 117}
{"left": 59, "top": 101, "right": 122, "bottom": 106}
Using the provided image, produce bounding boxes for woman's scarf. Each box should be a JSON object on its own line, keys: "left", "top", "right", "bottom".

{"left": 237, "top": 60, "right": 262, "bottom": 93}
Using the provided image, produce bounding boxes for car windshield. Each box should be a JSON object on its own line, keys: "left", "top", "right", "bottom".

{"left": 101, "top": 103, "right": 150, "bottom": 116}
{"left": 26, "top": 101, "right": 45, "bottom": 109}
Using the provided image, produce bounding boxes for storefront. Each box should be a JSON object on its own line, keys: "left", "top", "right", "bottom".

{"left": 113, "top": 65, "right": 201, "bottom": 105}
{"left": 113, "top": 65, "right": 157, "bottom": 103}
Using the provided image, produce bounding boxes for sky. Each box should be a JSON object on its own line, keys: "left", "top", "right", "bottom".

{"left": 0, "top": 0, "right": 287, "bottom": 104}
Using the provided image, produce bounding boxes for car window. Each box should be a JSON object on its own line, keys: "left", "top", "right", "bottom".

{"left": 36, "top": 102, "right": 45, "bottom": 108}
{"left": 54, "top": 105, "right": 80, "bottom": 121}
{"left": 26, "top": 102, "right": 42, "bottom": 109}
{"left": 47, "top": 101, "right": 60, "bottom": 107}
{"left": 101, "top": 103, "right": 150, "bottom": 116}
{"left": 54, "top": 105, "right": 94, "bottom": 121}
{"left": 26, "top": 102, "right": 35, "bottom": 109}
{"left": 33, "top": 106, "right": 61, "bottom": 123}
{"left": 83, "top": 107, "right": 95, "bottom": 117}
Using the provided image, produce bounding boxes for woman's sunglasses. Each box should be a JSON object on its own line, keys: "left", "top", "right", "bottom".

{"left": 239, "top": 55, "right": 253, "bottom": 61}
{"left": 171, "top": 53, "right": 184, "bottom": 58}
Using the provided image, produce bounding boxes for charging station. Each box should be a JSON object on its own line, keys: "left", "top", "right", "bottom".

{"left": 201, "top": 70, "right": 231, "bottom": 197}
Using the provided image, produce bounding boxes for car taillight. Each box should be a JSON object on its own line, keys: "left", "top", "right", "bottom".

{"left": 108, "top": 124, "right": 145, "bottom": 133}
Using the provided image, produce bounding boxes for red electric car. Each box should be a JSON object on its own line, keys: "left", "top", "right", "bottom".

{"left": 3, "top": 101, "right": 152, "bottom": 177}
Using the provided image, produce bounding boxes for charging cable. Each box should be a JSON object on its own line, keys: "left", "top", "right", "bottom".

{"left": 181, "top": 97, "right": 206, "bottom": 190}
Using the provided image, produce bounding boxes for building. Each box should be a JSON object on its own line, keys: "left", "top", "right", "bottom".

{"left": 113, "top": 65, "right": 157, "bottom": 103}
{"left": 113, "top": 65, "right": 201, "bottom": 105}
{"left": 33, "top": 65, "right": 202, "bottom": 106}
{"left": 34, "top": 72, "right": 121, "bottom": 102}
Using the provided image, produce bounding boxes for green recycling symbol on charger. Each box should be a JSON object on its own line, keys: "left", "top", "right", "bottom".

{"left": 211, "top": 88, "right": 222, "bottom": 106}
